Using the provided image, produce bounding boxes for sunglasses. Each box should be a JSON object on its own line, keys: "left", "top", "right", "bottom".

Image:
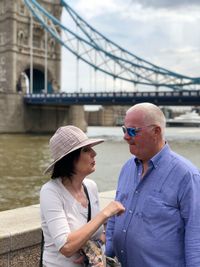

{"left": 122, "top": 125, "right": 155, "bottom": 137}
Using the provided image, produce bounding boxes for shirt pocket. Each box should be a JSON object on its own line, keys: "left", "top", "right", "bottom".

{"left": 141, "top": 192, "right": 183, "bottom": 240}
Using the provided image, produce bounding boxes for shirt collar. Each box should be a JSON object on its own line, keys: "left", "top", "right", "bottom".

{"left": 151, "top": 142, "right": 170, "bottom": 168}
{"left": 134, "top": 143, "right": 170, "bottom": 169}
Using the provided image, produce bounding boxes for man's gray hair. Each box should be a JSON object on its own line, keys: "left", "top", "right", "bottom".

{"left": 127, "top": 103, "right": 166, "bottom": 138}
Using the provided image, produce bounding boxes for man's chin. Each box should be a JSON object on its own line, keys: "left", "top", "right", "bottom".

{"left": 129, "top": 147, "right": 136, "bottom": 155}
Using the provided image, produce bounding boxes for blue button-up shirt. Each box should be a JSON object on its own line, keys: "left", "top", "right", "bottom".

{"left": 106, "top": 144, "right": 200, "bottom": 267}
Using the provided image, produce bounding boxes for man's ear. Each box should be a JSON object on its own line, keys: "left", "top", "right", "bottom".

{"left": 153, "top": 125, "right": 162, "bottom": 137}
{"left": 155, "top": 125, "right": 161, "bottom": 133}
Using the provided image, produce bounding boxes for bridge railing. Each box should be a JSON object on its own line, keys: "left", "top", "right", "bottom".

{"left": 23, "top": 90, "right": 200, "bottom": 106}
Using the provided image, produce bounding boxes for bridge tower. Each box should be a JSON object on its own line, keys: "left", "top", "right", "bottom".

{"left": 0, "top": 0, "right": 86, "bottom": 133}
{"left": 0, "top": 0, "right": 61, "bottom": 93}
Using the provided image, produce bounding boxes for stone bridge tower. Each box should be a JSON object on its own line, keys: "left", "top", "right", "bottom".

{"left": 0, "top": 0, "right": 61, "bottom": 94}
{"left": 0, "top": 0, "right": 86, "bottom": 133}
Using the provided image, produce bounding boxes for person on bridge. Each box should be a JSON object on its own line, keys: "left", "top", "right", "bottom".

{"left": 105, "top": 102, "right": 200, "bottom": 267}
{"left": 40, "top": 125, "right": 125, "bottom": 267}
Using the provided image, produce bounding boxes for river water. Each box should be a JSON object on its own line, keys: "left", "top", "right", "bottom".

{"left": 1, "top": 126, "right": 200, "bottom": 211}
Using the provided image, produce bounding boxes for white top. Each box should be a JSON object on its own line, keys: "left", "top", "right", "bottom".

{"left": 40, "top": 178, "right": 103, "bottom": 267}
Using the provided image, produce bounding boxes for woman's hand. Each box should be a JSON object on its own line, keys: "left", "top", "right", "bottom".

{"left": 102, "top": 201, "right": 125, "bottom": 218}
{"left": 60, "top": 202, "right": 125, "bottom": 257}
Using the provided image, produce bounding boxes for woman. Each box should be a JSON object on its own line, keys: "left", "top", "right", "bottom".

{"left": 40, "top": 125, "right": 125, "bottom": 267}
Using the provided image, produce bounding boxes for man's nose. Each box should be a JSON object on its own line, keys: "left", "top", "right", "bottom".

{"left": 124, "top": 132, "right": 131, "bottom": 140}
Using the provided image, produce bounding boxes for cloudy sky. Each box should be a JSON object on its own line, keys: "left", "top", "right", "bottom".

{"left": 61, "top": 0, "right": 200, "bottom": 91}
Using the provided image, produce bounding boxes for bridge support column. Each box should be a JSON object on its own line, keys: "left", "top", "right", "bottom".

{"left": 0, "top": 94, "right": 87, "bottom": 133}
{"left": 24, "top": 105, "right": 87, "bottom": 133}
{"left": 68, "top": 105, "right": 87, "bottom": 132}
{"left": 0, "top": 93, "right": 25, "bottom": 133}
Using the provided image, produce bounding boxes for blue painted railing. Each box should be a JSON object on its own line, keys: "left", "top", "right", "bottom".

{"left": 24, "top": 90, "right": 200, "bottom": 106}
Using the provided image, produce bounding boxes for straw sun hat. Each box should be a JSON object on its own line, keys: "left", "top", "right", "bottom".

{"left": 44, "top": 125, "right": 104, "bottom": 174}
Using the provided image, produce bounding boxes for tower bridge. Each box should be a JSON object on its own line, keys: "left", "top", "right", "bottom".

{"left": 0, "top": 0, "right": 200, "bottom": 133}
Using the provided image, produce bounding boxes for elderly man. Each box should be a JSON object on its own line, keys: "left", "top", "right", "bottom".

{"left": 106, "top": 102, "right": 200, "bottom": 267}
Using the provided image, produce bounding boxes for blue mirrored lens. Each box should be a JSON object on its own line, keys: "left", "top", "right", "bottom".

{"left": 127, "top": 128, "right": 136, "bottom": 137}
{"left": 122, "top": 126, "right": 137, "bottom": 137}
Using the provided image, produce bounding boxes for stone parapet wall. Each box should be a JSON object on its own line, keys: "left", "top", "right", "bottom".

{"left": 0, "top": 205, "right": 41, "bottom": 267}
{"left": 0, "top": 191, "right": 115, "bottom": 267}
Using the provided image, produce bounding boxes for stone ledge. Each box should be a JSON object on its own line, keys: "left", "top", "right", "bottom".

{"left": 0, "top": 191, "right": 116, "bottom": 258}
{"left": 0, "top": 204, "right": 41, "bottom": 255}
{"left": 99, "top": 190, "right": 116, "bottom": 209}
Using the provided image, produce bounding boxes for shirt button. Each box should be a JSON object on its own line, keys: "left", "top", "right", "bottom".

{"left": 129, "top": 210, "right": 133, "bottom": 213}
{"left": 123, "top": 229, "right": 126, "bottom": 233}
{"left": 135, "top": 190, "right": 139, "bottom": 194}
{"left": 121, "top": 250, "right": 124, "bottom": 254}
